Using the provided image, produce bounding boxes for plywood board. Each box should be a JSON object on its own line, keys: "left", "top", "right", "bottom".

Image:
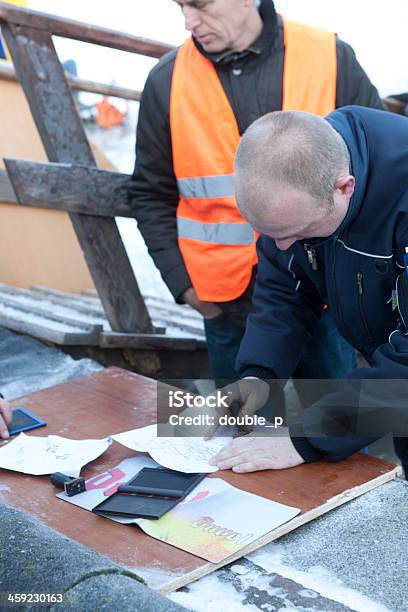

{"left": 0, "top": 368, "right": 400, "bottom": 593}
{"left": 0, "top": 77, "right": 115, "bottom": 292}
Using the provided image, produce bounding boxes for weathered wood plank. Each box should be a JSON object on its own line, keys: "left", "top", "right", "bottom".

{"left": 0, "top": 284, "right": 205, "bottom": 339}
{"left": 100, "top": 332, "right": 206, "bottom": 351}
{"left": 0, "top": 308, "right": 98, "bottom": 345}
{"left": 147, "top": 314, "right": 204, "bottom": 337}
{"left": 0, "top": 283, "right": 204, "bottom": 351}
{"left": 0, "top": 59, "right": 142, "bottom": 101}
{"left": 4, "top": 159, "right": 135, "bottom": 217}
{"left": 0, "top": 292, "right": 105, "bottom": 333}
{"left": 1, "top": 23, "right": 154, "bottom": 334}
{"left": 33, "top": 285, "right": 106, "bottom": 307}
{"left": 0, "top": 3, "right": 173, "bottom": 58}
{"left": 67, "top": 76, "right": 141, "bottom": 102}
{"left": 0, "top": 284, "right": 108, "bottom": 317}
{"left": 31, "top": 286, "right": 203, "bottom": 336}
{"left": 0, "top": 169, "right": 17, "bottom": 203}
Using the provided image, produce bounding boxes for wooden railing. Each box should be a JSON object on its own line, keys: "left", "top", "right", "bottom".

{"left": 0, "top": 1, "right": 174, "bottom": 335}
{"left": 0, "top": 59, "right": 143, "bottom": 101}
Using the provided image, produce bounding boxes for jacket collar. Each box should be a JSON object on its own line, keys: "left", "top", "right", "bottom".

{"left": 192, "top": 0, "right": 279, "bottom": 66}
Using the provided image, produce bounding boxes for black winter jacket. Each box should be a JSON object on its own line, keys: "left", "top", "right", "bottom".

{"left": 129, "top": 0, "right": 385, "bottom": 303}
{"left": 236, "top": 107, "right": 408, "bottom": 462}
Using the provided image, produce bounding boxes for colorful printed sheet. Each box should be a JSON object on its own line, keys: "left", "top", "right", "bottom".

{"left": 58, "top": 459, "right": 300, "bottom": 563}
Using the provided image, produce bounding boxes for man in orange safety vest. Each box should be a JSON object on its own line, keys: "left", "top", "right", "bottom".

{"left": 130, "top": 0, "right": 385, "bottom": 387}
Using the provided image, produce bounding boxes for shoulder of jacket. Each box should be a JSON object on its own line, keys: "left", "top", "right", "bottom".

{"left": 147, "top": 47, "right": 179, "bottom": 81}
{"left": 335, "top": 36, "right": 356, "bottom": 58}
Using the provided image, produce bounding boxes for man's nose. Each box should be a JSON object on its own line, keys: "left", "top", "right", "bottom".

{"left": 275, "top": 238, "right": 297, "bottom": 250}
{"left": 183, "top": 7, "right": 201, "bottom": 31}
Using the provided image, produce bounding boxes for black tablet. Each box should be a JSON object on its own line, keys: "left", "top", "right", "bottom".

{"left": 93, "top": 468, "right": 206, "bottom": 520}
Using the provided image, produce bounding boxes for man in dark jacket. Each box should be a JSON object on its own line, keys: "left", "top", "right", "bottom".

{"left": 129, "top": 0, "right": 384, "bottom": 383}
{"left": 210, "top": 106, "right": 408, "bottom": 474}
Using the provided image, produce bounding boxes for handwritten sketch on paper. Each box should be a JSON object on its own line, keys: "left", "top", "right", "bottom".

{"left": 0, "top": 433, "right": 111, "bottom": 476}
{"left": 58, "top": 459, "right": 300, "bottom": 563}
{"left": 111, "top": 424, "right": 233, "bottom": 473}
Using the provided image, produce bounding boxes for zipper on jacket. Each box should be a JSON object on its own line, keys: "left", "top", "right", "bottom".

{"left": 304, "top": 244, "right": 318, "bottom": 271}
{"left": 357, "top": 272, "right": 374, "bottom": 341}
{"left": 332, "top": 240, "right": 346, "bottom": 331}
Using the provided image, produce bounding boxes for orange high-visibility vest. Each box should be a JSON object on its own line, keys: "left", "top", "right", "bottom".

{"left": 170, "top": 18, "right": 337, "bottom": 302}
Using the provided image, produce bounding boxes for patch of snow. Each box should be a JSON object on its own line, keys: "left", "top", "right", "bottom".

{"left": 169, "top": 573, "right": 259, "bottom": 612}
{"left": 0, "top": 304, "right": 86, "bottom": 333}
{"left": 0, "top": 327, "right": 102, "bottom": 400}
{"left": 230, "top": 564, "right": 251, "bottom": 575}
{"left": 298, "top": 588, "right": 319, "bottom": 599}
{"left": 250, "top": 545, "right": 391, "bottom": 612}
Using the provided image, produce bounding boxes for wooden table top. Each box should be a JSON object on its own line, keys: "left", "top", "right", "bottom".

{"left": 0, "top": 367, "right": 399, "bottom": 592}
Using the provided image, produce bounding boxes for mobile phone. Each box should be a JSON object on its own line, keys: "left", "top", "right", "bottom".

{"left": 8, "top": 407, "right": 47, "bottom": 436}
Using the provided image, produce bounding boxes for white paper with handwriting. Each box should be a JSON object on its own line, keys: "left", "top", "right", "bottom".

{"left": 112, "top": 425, "right": 232, "bottom": 473}
{"left": 0, "top": 432, "right": 111, "bottom": 476}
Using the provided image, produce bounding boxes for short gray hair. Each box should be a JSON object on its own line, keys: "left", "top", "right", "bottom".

{"left": 235, "top": 111, "right": 350, "bottom": 212}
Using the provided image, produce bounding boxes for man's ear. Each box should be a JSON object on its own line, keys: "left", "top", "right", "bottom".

{"left": 335, "top": 175, "right": 355, "bottom": 198}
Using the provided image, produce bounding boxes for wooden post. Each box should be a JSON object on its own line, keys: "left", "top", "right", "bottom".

{"left": 1, "top": 23, "right": 153, "bottom": 334}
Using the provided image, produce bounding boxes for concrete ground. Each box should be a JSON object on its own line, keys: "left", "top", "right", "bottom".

{"left": 0, "top": 502, "right": 186, "bottom": 611}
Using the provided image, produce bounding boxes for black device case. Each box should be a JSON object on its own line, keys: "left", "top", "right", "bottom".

{"left": 92, "top": 467, "right": 206, "bottom": 520}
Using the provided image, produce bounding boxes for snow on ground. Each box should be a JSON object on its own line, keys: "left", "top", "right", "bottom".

{"left": 249, "top": 547, "right": 390, "bottom": 612}
{"left": 0, "top": 327, "right": 102, "bottom": 400}
{"left": 169, "top": 555, "right": 390, "bottom": 612}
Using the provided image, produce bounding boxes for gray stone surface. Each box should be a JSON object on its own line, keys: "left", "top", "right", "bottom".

{"left": 217, "top": 559, "right": 353, "bottom": 611}
{"left": 249, "top": 479, "right": 408, "bottom": 611}
{"left": 0, "top": 326, "right": 102, "bottom": 400}
{"left": 0, "top": 502, "right": 186, "bottom": 611}
{"left": 53, "top": 574, "right": 184, "bottom": 612}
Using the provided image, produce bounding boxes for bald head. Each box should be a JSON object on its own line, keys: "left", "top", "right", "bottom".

{"left": 234, "top": 111, "right": 355, "bottom": 250}
{"left": 234, "top": 110, "right": 350, "bottom": 224}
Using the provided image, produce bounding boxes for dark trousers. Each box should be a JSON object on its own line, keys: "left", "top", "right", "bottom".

{"left": 203, "top": 307, "right": 357, "bottom": 386}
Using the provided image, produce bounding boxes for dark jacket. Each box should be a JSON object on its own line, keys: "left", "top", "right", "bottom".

{"left": 236, "top": 106, "right": 408, "bottom": 462}
{"left": 129, "top": 0, "right": 385, "bottom": 303}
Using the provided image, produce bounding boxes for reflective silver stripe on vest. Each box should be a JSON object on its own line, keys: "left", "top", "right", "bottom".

{"left": 177, "top": 218, "right": 254, "bottom": 245}
{"left": 177, "top": 174, "right": 235, "bottom": 199}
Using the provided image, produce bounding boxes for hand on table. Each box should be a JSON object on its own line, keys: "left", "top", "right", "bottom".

{"left": 0, "top": 398, "right": 12, "bottom": 439}
{"left": 210, "top": 428, "right": 305, "bottom": 472}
